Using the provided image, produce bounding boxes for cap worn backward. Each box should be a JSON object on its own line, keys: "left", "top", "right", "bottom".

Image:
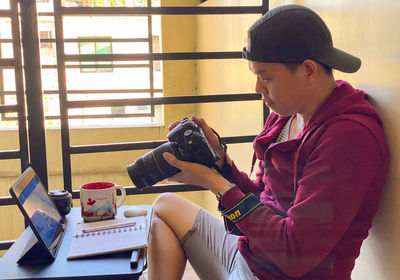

{"left": 242, "top": 4, "right": 361, "bottom": 73}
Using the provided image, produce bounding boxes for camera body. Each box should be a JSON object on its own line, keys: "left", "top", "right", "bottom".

{"left": 127, "top": 118, "right": 220, "bottom": 189}
{"left": 167, "top": 118, "right": 220, "bottom": 165}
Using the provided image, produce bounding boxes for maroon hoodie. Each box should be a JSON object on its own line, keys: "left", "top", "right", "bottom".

{"left": 221, "top": 80, "right": 390, "bottom": 279}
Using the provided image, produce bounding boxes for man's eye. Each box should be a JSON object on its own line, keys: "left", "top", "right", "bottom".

{"left": 257, "top": 75, "right": 271, "bottom": 81}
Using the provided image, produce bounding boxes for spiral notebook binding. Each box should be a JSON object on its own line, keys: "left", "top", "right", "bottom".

{"left": 73, "top": 224, "right": 144, "bottom": 239}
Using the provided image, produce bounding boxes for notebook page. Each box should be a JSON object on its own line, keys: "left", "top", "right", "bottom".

{"left": 67, "top": 216, "right": 147, "bottom": 260}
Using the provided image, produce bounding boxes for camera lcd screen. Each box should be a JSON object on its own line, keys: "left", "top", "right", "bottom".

{"left": 10, "top": 167, "right": 64, "bottom": 252}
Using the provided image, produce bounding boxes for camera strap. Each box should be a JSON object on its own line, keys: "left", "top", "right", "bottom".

{"left": 218, "top": 193, "right": 264, "bottom": 236}
{"left": 211, "top": 128, "right": 233, "bottom": 181}
{"left": 211, "top": 128, "right": 227, "bottom": 153}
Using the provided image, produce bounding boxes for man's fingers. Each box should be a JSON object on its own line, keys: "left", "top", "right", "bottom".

{"left": 192, "top": 116, "right": 216, "bottom": 140}
{"left": 168, "top": 120, "right": 180, "bottom": 131}
{"left": 163, "top": 152, "right": 181, "bottom": 168}
{"left": 192, "top": 116, "right": 208, "bottom": 131}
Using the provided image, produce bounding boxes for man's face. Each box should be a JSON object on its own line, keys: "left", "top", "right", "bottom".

{"left": 249, "top": 61, "right": 307, "bottom": 116}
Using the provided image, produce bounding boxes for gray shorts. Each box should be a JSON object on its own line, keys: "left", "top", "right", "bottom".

{"left": 180, "top": 208, "right": 258, "bottom": 280}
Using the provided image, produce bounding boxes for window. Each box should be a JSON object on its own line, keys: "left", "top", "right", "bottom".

{"left": 152, "top": 35, "right": 161, "bottom": 72}
{"left": 0, "top": 0, "right": 163, "bottom": 129}
{"left": 40, "top": 30, "right": 54, "bottom": 49}
{"left": 78, "top": 38, "right": 113, "bottom": 73}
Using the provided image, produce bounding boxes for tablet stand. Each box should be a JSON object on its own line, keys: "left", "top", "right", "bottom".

{"left": 17, "top": 227, "right": 55, "bottom": 264}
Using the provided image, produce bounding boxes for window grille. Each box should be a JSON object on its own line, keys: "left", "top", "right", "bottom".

{"left": 0, "top": 0, "right": 30, "bottom": 251}
{"left": 0, "top": 0, "right": 269, "bottom": 251}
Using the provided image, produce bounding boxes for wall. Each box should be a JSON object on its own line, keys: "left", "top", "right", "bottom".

{"left": 196, "top": 0, "right": 400, "bottom": 279}
{"left": 312, "top": 1, "right": 400, "bottom": 279}
{"left": 296, "top": 1, "right": 400, "bottom": 279}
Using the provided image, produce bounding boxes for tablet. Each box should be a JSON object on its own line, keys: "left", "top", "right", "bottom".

{"left": 9, "top": 167, "right": 65, "bottom": 264}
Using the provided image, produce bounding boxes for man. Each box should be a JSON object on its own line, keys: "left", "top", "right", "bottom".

{"left": 147, "top": 4, "right": 389, "bottom": 280}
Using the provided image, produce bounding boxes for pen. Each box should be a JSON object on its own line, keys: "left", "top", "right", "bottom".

{"left": 83, "top": 221, "right": 136, "bottom": 233}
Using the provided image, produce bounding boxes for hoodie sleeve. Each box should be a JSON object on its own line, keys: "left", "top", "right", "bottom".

{"left": 230, "top": 159, "right": 265, "bottom": 195}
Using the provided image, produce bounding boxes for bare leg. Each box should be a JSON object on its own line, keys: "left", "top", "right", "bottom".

{"left": 148, "top": 193, "right": 201, "bottom": 280}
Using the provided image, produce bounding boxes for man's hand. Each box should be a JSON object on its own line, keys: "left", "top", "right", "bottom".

{"left": 163, "top": 152, "right": 230, "bottom": 194}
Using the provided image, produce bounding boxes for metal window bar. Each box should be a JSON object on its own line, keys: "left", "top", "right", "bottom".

{"left": 19, "top": 0, "right": 48, "bottom": 187}
{"left": 53, "top": 0, "right": 270, "bottom": 193}
{"left": 0, "top": 0, "right": 30, "bottom": 251}
{"left": 0, "top": 89, "right": 162, "bottom": 121}
{"left": 0, "top": 0, "right": 29, "bottom": 183}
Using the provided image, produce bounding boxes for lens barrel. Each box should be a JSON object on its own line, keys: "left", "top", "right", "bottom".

{"left": 127, "top": 143, "right": 181, "bottom": 189}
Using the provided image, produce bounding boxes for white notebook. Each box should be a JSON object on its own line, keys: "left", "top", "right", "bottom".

{"left": 67, "top": 216, "right": 148, "bottom": 260}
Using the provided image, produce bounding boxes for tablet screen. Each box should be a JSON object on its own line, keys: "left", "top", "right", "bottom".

{"left": 10, "top": 168, "right": 64, "bottom": 251}
{"left": 18, "top": 175, "right": 62, "bottom": 247}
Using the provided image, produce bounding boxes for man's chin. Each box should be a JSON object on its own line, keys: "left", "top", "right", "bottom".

{"left": 264, "top": 102, "right": 275, "bottom": 112}
{"left": 266, "top": 106, "right": 287, "bottom": 117}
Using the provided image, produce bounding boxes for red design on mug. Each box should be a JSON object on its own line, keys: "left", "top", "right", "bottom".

{"left": 87, "top": 198, "right": 96, "bottom": 206}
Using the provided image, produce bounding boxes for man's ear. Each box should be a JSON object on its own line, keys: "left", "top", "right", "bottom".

{"left": 302, "top": 59, "right": 318, "bottom": 81}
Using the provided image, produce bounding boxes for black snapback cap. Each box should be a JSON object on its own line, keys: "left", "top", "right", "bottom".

{"left": 242, "top": 5, "right": 361, "bottom": 73}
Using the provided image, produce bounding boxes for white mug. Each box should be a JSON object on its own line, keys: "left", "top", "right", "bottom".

{"left": 80, "top": 182, "right": 126, "bottom": 222}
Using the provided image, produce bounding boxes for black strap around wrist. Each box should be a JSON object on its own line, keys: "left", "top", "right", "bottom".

{"left": 211, "top": 128, "right": 233, "bottom": 181}
{"left": 219, "top": 156, "right": 233, "bottom": 181}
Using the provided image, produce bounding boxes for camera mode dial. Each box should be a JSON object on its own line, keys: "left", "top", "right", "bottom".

{"left": 184, "top": 129, "right": 193, "bottom": 137}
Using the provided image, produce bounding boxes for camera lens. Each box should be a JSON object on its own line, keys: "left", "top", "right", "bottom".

{"left": 48, "top": 190, "right": 72, "bottom": 216}
{"left": 127, "top": 142, "right": 181, "bottom": 189}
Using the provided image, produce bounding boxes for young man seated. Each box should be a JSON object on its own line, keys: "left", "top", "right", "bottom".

{"left": 147, "top": 4, "right": 390, "bottom": 280}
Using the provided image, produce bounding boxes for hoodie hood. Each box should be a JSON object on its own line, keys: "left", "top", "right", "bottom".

{"left": 304, "top": 80, "right": 382, "bottom": 131}
{"left": 253, "top": 80, "right": 383, "bottom": 160}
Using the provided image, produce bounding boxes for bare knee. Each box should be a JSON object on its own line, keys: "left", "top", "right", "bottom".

{"left": 153, "top": 192, "right": 181, "bottom": 216}
{"left": 151, "top": 192, "right": 201, "bottom": 239}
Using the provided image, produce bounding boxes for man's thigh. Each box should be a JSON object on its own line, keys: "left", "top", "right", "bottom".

{"left": 180, "top": 208, "right": 239, "bottom": 280}
{"left": 153, "top": 192, "right": 201, "bottom": 240}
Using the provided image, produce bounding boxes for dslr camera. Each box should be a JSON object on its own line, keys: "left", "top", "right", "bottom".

{"left": 127, "top": 118, "right": 220, "bottom": 189}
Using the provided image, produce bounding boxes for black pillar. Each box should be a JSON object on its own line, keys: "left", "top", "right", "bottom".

{"left": 19, "top": 0, "right": 48, "bottom": 188}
